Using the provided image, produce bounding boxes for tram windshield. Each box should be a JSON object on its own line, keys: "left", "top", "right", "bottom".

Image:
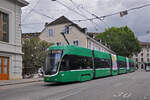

{"left": 44, "top": 50, "right": 63, "bottom": 75}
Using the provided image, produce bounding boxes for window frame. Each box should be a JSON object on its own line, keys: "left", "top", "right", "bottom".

{"left": 48, "top": 29, "right": 54, "bottom": 37}
{"left": 60, "top": 55, "right": 93, "bottom": 71}
{"left": 141, "top": 58, "right": 144, "bottom": 62}
{"left": 141, "top": 53, "right": 143, "bottom": 57}
{"left": 147, "top": 53, "right": 149, "bottom": 57}
{"left": 117, "top": 61, "right": 127, "bottom": 68}
{"left": 94, "top": 58, "right": 111, "bottom": 69}
{"left": 88, "top": 42, "right": 91, "bottom": 49}
{"left": 136, "top": 58, "right": 138, "bottom": 62}
{"left": 147, "top": 58, "right": 149, "bottom": 62}
{"left": 73, "top": 40, "right": 79, "bottom": 46}
{"left": 0, "top": 11, "right": 9, "bottom": 42}
{"left": 129, "top": 62, "right": 134, "bottom": 68}
{"left": 64, "top": 25, "right": 72, "bottom": 34}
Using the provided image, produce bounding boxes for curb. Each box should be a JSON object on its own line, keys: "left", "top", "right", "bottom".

{"left": 0, "top": 79, "right": 43, "bottom": 86}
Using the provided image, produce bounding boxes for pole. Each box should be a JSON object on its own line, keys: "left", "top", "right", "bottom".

{"left": 60, "top": 32, "right": 70, "bottom": 45}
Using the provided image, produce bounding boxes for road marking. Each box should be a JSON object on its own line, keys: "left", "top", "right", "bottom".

{"left": 113, "top": 91, "right": 132, "bottom": 98}
{"left": 113, "top": 92, "right": 124, "bottom": 97}
{"left": 122, "top": 92, "right": 132, "bottom": 98}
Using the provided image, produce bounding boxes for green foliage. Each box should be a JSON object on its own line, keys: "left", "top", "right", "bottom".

{"left": 22, "top": 37, "right": 52, "bottom": 74}
{"left": 96, "top": 26, "right": 142, "bottom": 57}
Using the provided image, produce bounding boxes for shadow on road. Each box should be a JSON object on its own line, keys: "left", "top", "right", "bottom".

{"left": 41, "top": 71, "right": 138, "bottom": 87}
{"left": 42, "top": 81, "right": 80, "bottom": 87}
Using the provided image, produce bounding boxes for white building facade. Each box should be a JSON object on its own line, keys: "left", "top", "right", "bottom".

{"left": 39, "top": 16, "right": 115, "bottom": 54}
{"left": 0, "top": 0, "right": 28, "bottom": 80}
{"left": 132, "top": 42, "right": 150, "bottom": 69}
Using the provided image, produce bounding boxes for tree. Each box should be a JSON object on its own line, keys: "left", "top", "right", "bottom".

{"left": 96, "top": 26, "right": 141, "bottom": 57}
{"left": 22, "top": 37, "right": 52, "bottom": 75}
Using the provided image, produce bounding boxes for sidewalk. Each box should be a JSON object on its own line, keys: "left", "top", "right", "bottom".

{"left": 0, "top": 78, "right": 43, "bottom": 86}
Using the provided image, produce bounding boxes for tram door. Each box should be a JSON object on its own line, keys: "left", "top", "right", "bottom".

{"left": 0, "top": 57, "right": 9, "bottom": 80}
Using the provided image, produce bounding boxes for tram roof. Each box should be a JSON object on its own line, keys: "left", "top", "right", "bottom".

{"left": 128, "top": 58, "right": 134, "bottom": 63}
{"left": 49, "top": 45, "right": 90, "bottom": 50}
{"left": 94, "top": 50, "right": 111, "bottom": 59}
{"left": 49, "top": 45, "right": 111, "bottom": 58}
{"left": 117, "top": 56, "right": 126, "bottom": 62}
{"left": 49, "top": 45, "right": 92, "bottom": 57}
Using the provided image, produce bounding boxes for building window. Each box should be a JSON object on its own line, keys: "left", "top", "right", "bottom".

{"left": 141, "top": 64, "right": 144, "bottom": 69}
{"left": 99, "top": 47, "right": 101, "bottom": 51}
{"left": 48, "top": 29, "right": 54, "bottom": 36}
{"left": 136, "top": 58, "right": 138, "bottom": 62}
{"left": 135, "top": 54, "right": 138, "bottom": 57}
{"left": 73, "top": 40, "right": 79, "bottom": 46}
{"left": 64, "top": 25, "right": 72, "bottom": 34}
{"left": 95, "top": 46, "right": 98, "bottom": 50}
{"left": 147, "top": 58, "right": 149, "bottom": 62}
{"left": 141, "top": 53, "right": 143, "bottom": 56}
{"left": 88, "top": 42, "right": 91, "bottom": 49}
{"left": 141, "top": 58, "right": 143, "bottom": 62}
{"left": 0, "top": 12, "right": 9, "bottom": 42}
{"left": 117, "top": 61, "right": 127, "bottom": 68}
{"left": 91, "top": 42, "right": 93, "bottom": 49}
{"left": 56, "top": 42, "right": 61, "bottom": 46}
{"left": 93, "top": 44, "right": 95, "bottom": 50}
{"left": 147, "top": 53, "right": 149, "bottom": 57}
{"left": 95, "top": 58, "right": 111, "bottom": 68}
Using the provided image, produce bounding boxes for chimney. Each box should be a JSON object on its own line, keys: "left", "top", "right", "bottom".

{"left": 82, "top": 28, "right": 87, "bottom": 34}
{"left": 45, "top": 22, "right": 49, "bottom": 27}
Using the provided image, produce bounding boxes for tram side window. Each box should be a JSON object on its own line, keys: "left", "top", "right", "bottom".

{"left": 118, "top": 61, "right": 126, "bottom": 68}
{"left": 129, "top": 62, "right": 134, "bottom": 68}
{"left": 123, "top": 62, "right": 126, "bottom": 68}
{"left": 95, "top": 58, "right": 111, "bottom": 68}
{"left": 60, "top": 55, "right": 92, "bottom": 71}
{"left": 129, "top": 62, "right": 131, "bottom": 68}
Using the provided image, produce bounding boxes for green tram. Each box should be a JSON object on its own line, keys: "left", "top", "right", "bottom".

{"left": 117, "top": 56, "right": 127, "bottom": 74}
{"left": 129, "top": 58, "right": 136, "bottom": 72}
{"left": 44, "top": 45, "right": 135, "bottom": 83}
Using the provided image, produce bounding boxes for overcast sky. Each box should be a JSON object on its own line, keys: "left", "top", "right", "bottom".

{"left": 22, "top": 0, "right": 150, "bottom": 42}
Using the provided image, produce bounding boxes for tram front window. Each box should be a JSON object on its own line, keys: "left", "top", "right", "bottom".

{"left": 45, "top": 50, "right": 63, "bottom": 75}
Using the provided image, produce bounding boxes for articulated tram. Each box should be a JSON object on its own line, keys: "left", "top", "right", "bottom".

{"left": 44, "top": 45, "right": 135, "bottom": 83}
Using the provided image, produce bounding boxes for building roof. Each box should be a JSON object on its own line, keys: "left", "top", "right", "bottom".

{"left": 87, "top": 32, "right": 101, "bottom": 40}
{"left": 46, "top": 16, "right": 87, "bottom": 33}
{"left": 140, "top": 41, "right": 150, "bottom": 46}
{"left": 87, "top": 32, "right": 99, "bottom": 37}
{"left": 14, "top": 0, "right": 29, "bottom": 7}
{"left": 86, "top": 35, "right": 115, "bottom": 54}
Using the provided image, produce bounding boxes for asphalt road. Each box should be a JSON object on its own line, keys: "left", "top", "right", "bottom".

{"left": 0, "top": 70, "right": 150, "bottom": 100}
